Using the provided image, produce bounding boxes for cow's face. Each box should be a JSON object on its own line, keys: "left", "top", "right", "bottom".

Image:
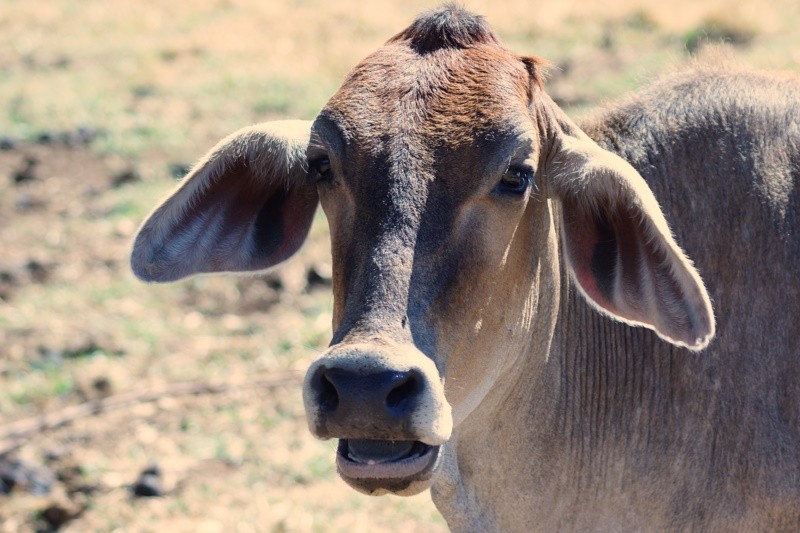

{"left": 131, "top": 7, "right": 714, "bottom": 498}
{"left": 301, "top": 36, "right": 561, "bottom": 495}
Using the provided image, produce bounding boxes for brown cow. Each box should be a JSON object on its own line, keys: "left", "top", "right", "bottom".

{"left": 131, "top": 6, "right": 800, "bottom": 531}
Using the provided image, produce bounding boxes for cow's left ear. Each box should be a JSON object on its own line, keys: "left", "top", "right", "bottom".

{"left": 131, "top": 120, "right": 317, "bottom": 282}
{"left": 547, "top": 132, "right": 715, "bottom": 350}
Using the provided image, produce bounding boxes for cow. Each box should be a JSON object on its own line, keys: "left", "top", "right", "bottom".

{"left": 130, "top": 5, "right": 800, "bottom": 531}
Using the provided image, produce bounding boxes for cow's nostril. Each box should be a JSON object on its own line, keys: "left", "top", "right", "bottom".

{"left": 316, "top": 370, "right": 340, "bottom": 413}
{"left": 386, "top": 371, "right": 422, "bottom": 416}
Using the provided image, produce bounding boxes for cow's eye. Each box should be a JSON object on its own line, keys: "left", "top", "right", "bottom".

{"left": 309, "top": 157, "right": 332, "bottom": 183}
{"left": 496, "top": 166, "right": 533, "bottom": 195}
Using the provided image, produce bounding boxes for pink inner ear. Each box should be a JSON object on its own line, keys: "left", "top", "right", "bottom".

{"left": 200, "top": 172, "right": 315, "bottom": 270}
{"left": 561, "top": 196, "right": 713, "bottom": 349}
{"left": 131, "top": 120, "right": 316, "bottom": 282}
{"left": 132, "top": 163, "right": 318, "bottom": 282}
{"left": 249, "top": 182, "right": 320, "bottom": 268}
{"left": 562, "top": 203, "right": 621, "bottom": 316}
{"left": 563, "top": 198, "right": 661, "bottom": 328}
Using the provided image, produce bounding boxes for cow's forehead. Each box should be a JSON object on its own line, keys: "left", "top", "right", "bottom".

{"left": 319, "top": 42, "right": 534, "bottom": 152}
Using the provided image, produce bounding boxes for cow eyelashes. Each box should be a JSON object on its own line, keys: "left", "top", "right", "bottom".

{"left": 309, "top": 156, "right": 333, "bottom": 183}
{"left": 496, "top": 165, "right": 534, "bottom": 195}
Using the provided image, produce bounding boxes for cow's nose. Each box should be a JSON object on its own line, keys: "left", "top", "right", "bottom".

{"left": 302, "top": 342, "right": 452, "bottom": 444}
{"left": 309, "top": 366, "right": 424, "bottom": 423}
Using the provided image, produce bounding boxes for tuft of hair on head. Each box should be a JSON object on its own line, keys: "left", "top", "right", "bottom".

{"left": 389, "top": 3, "right": 500, "bottom": 54}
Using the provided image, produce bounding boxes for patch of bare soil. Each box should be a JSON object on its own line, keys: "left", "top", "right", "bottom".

{"left": 0, "top": 143, "right": 444, "bottom": 531}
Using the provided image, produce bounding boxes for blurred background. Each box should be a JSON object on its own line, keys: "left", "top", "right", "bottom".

{"left": 1, "top": 0, "right": 798, "bottom": 531}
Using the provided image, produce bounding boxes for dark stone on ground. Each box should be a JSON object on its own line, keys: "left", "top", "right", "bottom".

{"left": 306, "top": 263, "right": 333, "bottom": 288}
{"left": 26, "top": 259, "right": 52, "bottom": 283}
{"left": 263, "top": 273, "right": 283, "bottom": 291}
{"left": 110, "top": 168, "right": 141, "bottom": 188}
{"left": 12, "top": 156, "right": 39, "bottom": 184}
{"left": 0, "top": 455, "right": 54, "bottom": 495}
{"left": 169, "top": 163, "right": 191, "bottom": 180}
{"left": 39, "top": 503, "right": 74, "bottom": 530}
{"left": 131, "top": 464, "right": 163, "bottom": 498}
{"left": 15, "top": 193, "right": 48, "bottom": 212}
{"left": 36, "top": 132, "right": 56, "bottom": 145}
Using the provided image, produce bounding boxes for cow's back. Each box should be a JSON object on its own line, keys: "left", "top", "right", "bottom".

{"left": 577, "top": 65, "right": 800, "bottom": 527}
{"left": 584, "top": 66, "right": 800, "bottom": 362}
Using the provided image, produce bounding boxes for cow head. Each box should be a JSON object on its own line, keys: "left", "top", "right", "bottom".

{"left": 131, "top": 7, "right": 714, "bottom": 497}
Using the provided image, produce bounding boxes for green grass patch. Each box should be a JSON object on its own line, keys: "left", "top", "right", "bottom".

{"left": 6, "top": 367, "right": 75, "bottom": 407}
{"left": 102, "top": 201, "right": 143, "bottom": 220}
{"left": 685, "top": 16, "right": 758, "bottom": 53}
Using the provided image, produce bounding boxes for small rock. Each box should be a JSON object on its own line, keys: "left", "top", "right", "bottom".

{"left": 169, "top": 163, "right": 191, "bottom": 180}
{"left": 39, "top": 502, "right": 74, "bottom": 530}
{"left": 0, "top": 270, "right": 16, "bottom": 301}
{"left": 306, "top": 263, "right": 333, "bottom": 288}
{"left": 63, "top": 338, "right": 102, "bottom": 359}
{"left": 0, "top": 137, "right": 16, "bottom": 151}
{"left": 36, "top": 131, "right": 56, "bottom": 145}
{"left": 263, "top": 272, "right": 284, "bottom": 291}
{"left": 12, "top": 156, "right": 38, "bottom": 184}
{"left": 75, "top": 126, "right": 100, "bottom": 145}
{"left": 52, "top": 55, "right": 72, "bottom": 69}
{"left": 131, "top": 464, "right": 163, "bottom": 498}
{"left": 61, "top": 126, "right": 100, "bottom": 148}
{"left": 131, "top": 85, "right": 156, "bottom": 98}
{"left": 0, "top": 455, "right": 54, "bottom": 495}
{"left": 37, "top": 345, "right": 65, "bottom": 366}
{"left": 26, "top": 259, "right": 52, "bottom": 283}
{"left": 36, "top": 495, "right": 85, "bottom": 531}
{"left": 15, "top": 193, "right": 48, "bottom": 212}
{"left": 111, "top": 168, "right": 141, "bottom": 188}
{"left": 92, "top": 376, "right": 112, "bottom": 396}
{"left": 44, "top": 446, "right": 69, "bottom": 463}
{"left": 0, "top": 269, "right": 18, "bottom": 286}
{"left": 56, "top": 462, "right": 98, "bottom": 496}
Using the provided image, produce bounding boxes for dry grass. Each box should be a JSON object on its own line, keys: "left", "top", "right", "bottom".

{"left": 0, "top": 0, "right": 798, "bottom": 531}
{"left": 1, "top": 0, "right": 798, "bottom": 160}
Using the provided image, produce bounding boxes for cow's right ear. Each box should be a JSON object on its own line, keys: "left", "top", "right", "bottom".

{"left": 131, "top": 120, "right": 317, "bottom": 282}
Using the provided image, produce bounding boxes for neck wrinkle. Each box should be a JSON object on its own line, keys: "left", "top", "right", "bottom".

{"left": 550, "top": 251, "right": 688, "bottom": 483}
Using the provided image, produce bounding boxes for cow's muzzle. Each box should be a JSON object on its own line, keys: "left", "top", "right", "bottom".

{"left": 302, "top": 342, "right": 451, "bottom": 495}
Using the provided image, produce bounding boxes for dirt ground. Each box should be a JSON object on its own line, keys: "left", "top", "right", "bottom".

{"left": 1, "top": 1, "right": 799, "bottom": 531}
{"left": 0, "top": 140, "right": 446, "bottom": 531}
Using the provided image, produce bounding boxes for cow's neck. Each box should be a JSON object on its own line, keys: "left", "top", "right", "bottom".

{"left": 432, "top": 249, "right": 702, "bottom": 530}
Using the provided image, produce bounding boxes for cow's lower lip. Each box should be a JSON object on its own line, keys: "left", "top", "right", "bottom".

{"left": 336, "top": 439, "right": 440, "bottom": 480}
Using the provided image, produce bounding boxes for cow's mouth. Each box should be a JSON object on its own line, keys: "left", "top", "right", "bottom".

{"left": 336, "top": 439, "right": 441, "bottom": 493}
